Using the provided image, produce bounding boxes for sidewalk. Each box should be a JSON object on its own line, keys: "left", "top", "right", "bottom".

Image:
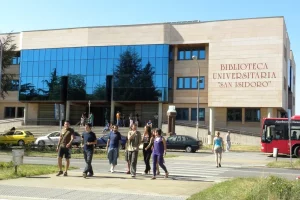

{"left": 0, "top": 172, "right": 214, "bottom": 200}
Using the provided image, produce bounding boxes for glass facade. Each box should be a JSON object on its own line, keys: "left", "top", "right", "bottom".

{"left": 19, "top": 44, "right": 169, "bottom": 101}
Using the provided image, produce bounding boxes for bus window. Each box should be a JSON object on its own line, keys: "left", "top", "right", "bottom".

{"left": 265, "top": 125, "right": 274, "bottom": 142}
{"left": 291, "top": 129, "right": 300, "bottom": 140}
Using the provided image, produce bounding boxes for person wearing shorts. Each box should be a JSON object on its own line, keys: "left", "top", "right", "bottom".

{"left": 56, "top": 120, "right": 75, "bottom": 176}
{"left": 212, "top": 131, "right": 224, "bottom": 168}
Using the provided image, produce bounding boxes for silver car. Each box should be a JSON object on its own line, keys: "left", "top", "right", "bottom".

{"left": 35, "top": 131, "right": 82, "bottom": 147}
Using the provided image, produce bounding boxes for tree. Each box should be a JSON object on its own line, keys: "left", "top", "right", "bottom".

{"left": 114, "top": 49, "right": 159, "bottom": 101}
{"left": 42, "top": 68, "right": 60, "bottom": 100}
{"left": 0, "top": 33, "right": 17, "bottom": 99}
{"left": 67, "top": 74, "right": 86, "bottom": 100}
{"left": 91, "top": 84, "right": 106, "bottom": 100}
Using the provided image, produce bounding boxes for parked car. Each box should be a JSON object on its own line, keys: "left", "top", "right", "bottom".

{"left": 34, "top": 131, "right": 82, "bottom": 147}
{"left": 96, "top": 134, "right": 127, "bottom": 149}
{"left": 0, "top": 130, "right": 35, "bottom": 146}
{"left": 166, "top": 135, "right": 202, "bottom": 153}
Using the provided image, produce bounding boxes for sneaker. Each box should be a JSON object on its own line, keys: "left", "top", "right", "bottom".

{"left": 63, "top": 171, "right": 68, "bottom": 176}
{"left": 87, "top": 173, "right": 93, "bottom": 177}
{"left": 126, "top": 171, "right": 130, "bottom": 174}
{"left": 131, "top": 174, "right": 136, "bottom": 178}
{"left": 165, "top": 172, "right": 169, "bottom": 178}
{"left": 151, "top": 176, "right": 156, "bottom": 180}
{"left": 219, "top": 164, "right": 221, "bottom": 167}
{"left": 56, "top": 171, "right": 63, "bottom": 176}
{"left": 83, "top": 173, "right": 87, "bottom": 178}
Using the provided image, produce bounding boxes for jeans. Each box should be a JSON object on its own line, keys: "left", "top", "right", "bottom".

{"left": 128, "top": 151, "right": 138, "bottom": 176}
{"left": 108, "top": 147, "right": 119, "bottom": 165}
{"left": 226, "top": 141, "right": 231, "bottom": 151}
{"left": 143, "top": 148, "right": 152, "bottom": 173}
{"left": 83, "top": 149, "right": 93, "bottom": 175}
{"left": 152, "top": 154, "right": 167, "bottom": 176}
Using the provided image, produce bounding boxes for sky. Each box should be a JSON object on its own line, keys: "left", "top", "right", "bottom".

{"left": 0, "top": 0, "right": 299, "bottom": 114}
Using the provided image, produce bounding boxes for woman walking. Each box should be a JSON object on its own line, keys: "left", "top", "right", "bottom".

{"left": 151, "top": 128, "right": 168, "bottom": 180}
{"left": 212, "top": 131, "right": 224, "bottom": 168}
{"left": 106, "top": 125, "right": 122, "bottom": 173}
{"left": 143, "top": 126, "right": 153, "bottom": 174}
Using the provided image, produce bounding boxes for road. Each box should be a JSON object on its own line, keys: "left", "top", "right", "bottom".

{"left": 0, "top": 151, "right": 299, "bottom": 200}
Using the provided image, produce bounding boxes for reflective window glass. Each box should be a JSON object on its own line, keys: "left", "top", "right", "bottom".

{"left": 69, "top": 48, "right": 75, "bottom": 60}
{"left": 134, "top": 45, "right": 142, "bottom": 57}
{"left": 121, "top": 46, "right": 128, "bottom": 54}
{"left": 156, "top": 45, "right": 164, "bottom": 57}
{"left": 32, "top": 77, "right": 38, "bottom": 89}
{"left": 22, "top": 51, "right": 28, "bottom": 62}
{"left": 57, "top": 61, "right": 63, "bottom": 76}
{"left": 32, "top": 62, "right": 39, "bottom": 76}
{"left": 107, "top": 46, "right": 114, "bottom": 59}
{"left": 168, "top": 77, "right": 172, "bottom": 89}
{"left": 33, "top": 50, "right": 39, "bottom": 61}
{"left": 99, "top": 76, "right": 106, "bottom": 85}
{"left": 94, "top": 47, "right": 101, "bottom": 59}
{"left": 38, "top": 77, "right": 44, "bottom": 89}
{"left": 50, "top": 61, "right": 57, "bottom": 75}
{"left": 44, "top": 61, "right": 50, "bottom": 76}
{"left": 62, "top": 48, "right": 68, "bottom": 60}
{"left": 184, "top": 78, "right": 190, "bottom": 88}
{"left": 39, "top": 49, "right": 45, "bottom": 61}
{"left": 100, "top": 59, "right": 107, "bottom": 75}
{"left": 28, "top": 50, "right": 34, "bottom": 61}
{"left": 155, "top": 58, "right": 163, "bottom": 74}
{"left": 142, "top": 58, "right": 148, "bottom": 68}
{"left": 191, "top": 108, "right": 205, "bottom": 121}
{"left": 163, "top": 45, "right": 169, "bottom": 57}
{"left": 149, "top": 45, "right": 156, "bottom": 57}
{"left": 101, "top": 47, "right": 108, "bottom": 58}
{"left": 199, "top": 49, "right": 206, "bottom": 59}
{"left": 113, "top": 59, "right": 119, "bottom": 73}
{"left": 149, "top": 58, "right": 155, "bottom": 69}
{"left": 163, "top": 75, "right": 168, "bottom": 87}
{"left": 75, "top": 48, "right": 81, "bottom": 59}
{"left": 69, "top": 60, "right": 75, "bottom": 75}
{"left": 93, "top": 76, "right": 100, "bottom": 88}
{"left": 93, "top": 60, "right": 100, "bottom": 75}
{"left": 27, "top": 62, "right": 33, "bottom": 76}
{"left": 107, "top": 59, "right": 113, "bottom": 75}
{"left": 50, "top": 49, "right": 57, "bottom": 61}
{"left": 86, "top": 76, "right": 93, "bottom": 88}
{"left": 62, "top": 61, "right": 69, "bottom": 75}
{"left": 45, "top": 49, "right": 51, "bottom": 60}
{"left": 87, "top": 47, "right": 95, "bottom": 59}
{"left": 199, "top": 77, "right": 205, "bottom": 89}
{"left": 114, "top": 46, "right": 121, "bottom": 58}
{"left": 155, "top": 75, "right": 163, "bottom": 87}
{"left": 192, "top": 50, "right": 198, "bottom": 58}
{"left": 191, "top": 77, "right": 197, "bottom": 88}
{"left": 74, "top": 60, "right": 80, "bottom": 73}
{"left": 87, "top": 60, "right": 94, "bottom": 75}
{"left": 177, "top": 78, "right": 183, "bottom": 89}
{"left": 142, "top": 45, "right": 149, "bottom": 57}
{"left": 81, "top": 47, "right": 88, "bottom": 59}
{"left": 57, "top": 49, "right": 63, "bottom": 60}
{"left": 162, "top": 58, "right": 168, "bottom": 75}
{"left": 178, "top": 51, "right": 184, "bottom": 60}
{"left": 21, "top": 62, "right": 28, "bottom": 76}
{"left": 176, "top": 108, "right": 189, "bottom": 120}
{"left": 80, "top": 60, "right": 87, "bottom": 75}
{"left": 185, "top": 51, "right": 191, "bottom": 60}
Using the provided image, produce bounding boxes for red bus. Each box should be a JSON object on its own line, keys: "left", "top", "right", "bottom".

{"left": 261, "top": 115, "right": 300, "bottom": 157}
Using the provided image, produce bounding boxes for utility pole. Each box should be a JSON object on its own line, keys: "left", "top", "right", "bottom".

{"left": 0, "top": 40, "right": 3, "bottom": 95}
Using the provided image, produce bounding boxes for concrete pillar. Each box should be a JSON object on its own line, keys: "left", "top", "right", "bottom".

{"left": 242, "top": 108, "right": 245, "bottom": 124}
{"left": 267, "top": 108, "right": 273, "bottom": 118}
{"left": 15, "top": 107, "right": 18, "bottom": 118}
{"left": 158, "top": 103, "right": 163, "bottom": 128}
{"left": 23, "top": 103, "right": 28, "bottom": 125}
{"left": 110, "top": 101, "right": 115, "bottom": 124}
{"left": 208, "top": 107, "right": 215, "bottom": 145}
{"left": 167, "top": 105, "right": 177, "bottom": 135}
{"left": 66, "top": 101, "right": 71, "bottom": 121}
{"left": 174, "top": 46, "right": 178, "bottom": 61}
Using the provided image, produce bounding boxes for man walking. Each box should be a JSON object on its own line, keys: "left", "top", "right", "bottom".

{"left": 81, "top": 123, "right": 97, "bottom": 178}
{"left": 127, "top": 123, "right": 142, "bottom": 177}
{"left": 56, "top": 120, "right": 75, "bottom": 176}
{"left": 226, "top": 131, "right": 231, "bottom": 152}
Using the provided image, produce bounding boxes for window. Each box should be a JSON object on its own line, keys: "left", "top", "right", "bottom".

{"left": 177, "top": 47, "right": 206, "bottom": 60}
{"left": 245, "top": 108, "right": 260, "bottom": 122}
{"left": 176, "top": 108, "right": 189, "bottom": 120}
{"left": 8, "top": 80, "right": 19, "bottom": 91}
{"left": 168, "top": 77, "right": 172, "bottom": 89}
{"left": 17, "top": 107, "right": 24, "bottom": 118}
{"left": 4, "top": 107, "right": 15, "bottom": 118}
{"left": 177, "top": 77, "right": 205, "bottom": 89}
{"left": 11, "top": 57, "right": 20, "bottom": 65}
{"left": 191, "top": 108, "right": 205, "bottom": 121}
{"left": 227, "top": 108, "right": 242, "bottom": 121}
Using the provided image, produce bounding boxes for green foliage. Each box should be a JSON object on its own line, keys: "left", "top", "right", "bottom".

{"left": 188, "top": 176, "right": 300, "bottom": 200}
{"left": 1, "top": 33, "right": 17, "bottom": 99}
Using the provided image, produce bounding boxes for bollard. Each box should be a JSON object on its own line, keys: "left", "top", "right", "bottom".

{"left": 12, "top": 147, "right": 25, "bottom": 174}
{"left": 273, "top": 148, "right": 279, "bottom": 161}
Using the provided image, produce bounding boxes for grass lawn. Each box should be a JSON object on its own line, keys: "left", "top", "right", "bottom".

{"left": 202, "top": 144, "right": 260, "bottom": 152}
{"left": 8, "top": 149, "right": 178, "bottom": 160}
{"left": 0, "top": 162, "right": 75, "bottom": 180}
{"left": 188, "top": 176, "right": 300, "bottom": 200}
{"left": 267, "top": 159, "right": 300, "bottom": 169}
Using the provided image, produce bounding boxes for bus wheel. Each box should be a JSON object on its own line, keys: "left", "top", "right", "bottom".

{"left": 294, "top": 146, "right": 300, "bottom": 158}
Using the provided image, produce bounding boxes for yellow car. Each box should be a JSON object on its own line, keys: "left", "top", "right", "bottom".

{"left": 0, "top": 130, "right": 35, "bottom": 146}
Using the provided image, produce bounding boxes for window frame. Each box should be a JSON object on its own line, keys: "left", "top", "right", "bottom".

{"left": 227, "top": 108, "right": 242, "bottom": 122}
{"left": 177, "top": 76, "right": 205, "bottom": 90}
{"left": 245, "top": 108, "right": 261, "bottom": 122}
{"left": 176, "top": 108, "right": 189, "bottom": 121}
{"left": 177, "top": 47, "right": 206, "bottom": 60}
{"left": 191, "top": 108, "right": 205, "bottom": 121}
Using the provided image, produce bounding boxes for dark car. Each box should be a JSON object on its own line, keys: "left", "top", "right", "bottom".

{"left": 166, "top": 135, "right": 202, "bottom": 153}
{"left": 96, "top": 134, "right": 127, "bottom": 149}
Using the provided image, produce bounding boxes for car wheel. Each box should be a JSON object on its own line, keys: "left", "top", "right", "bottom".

{"left": 294, "top": 146, "right": 300, "bottom": 158}
{"left": 18, "top": 140, "right": 25, "bottom": 146}
{"left": 38, "top": 140, "right": 45, "bottom": 146}
{"left": 185, "top": 146, "right": 192, "bottom": 153}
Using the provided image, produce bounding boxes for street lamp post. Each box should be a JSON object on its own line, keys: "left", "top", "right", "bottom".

{"left": 0, "top": 40, "right": 3, "bottom": 95}
{"left": 192, "top": 55, "right": 200, "bottom": 140}
{"left": 154, "top": 113, "right": 158, "bottom": 128}
{"left": 88, "top": 100, "right": 91, "bottom": 117}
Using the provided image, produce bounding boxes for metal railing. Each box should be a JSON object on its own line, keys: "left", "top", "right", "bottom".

{"left": 162, "top": 121, "right": 260, "bottom": 137}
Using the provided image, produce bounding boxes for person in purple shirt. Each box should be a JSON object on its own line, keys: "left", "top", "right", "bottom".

{"left": 151, "top": 128, "right": 169, "bottom": 180}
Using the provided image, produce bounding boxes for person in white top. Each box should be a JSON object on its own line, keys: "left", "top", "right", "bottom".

{"left": 226, "top": 131, "right": 231, "bottom": 152}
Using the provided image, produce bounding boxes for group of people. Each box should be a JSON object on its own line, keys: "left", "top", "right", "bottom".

{"left": 55, "top": 120, "right": 168, "bottom": 180}
{"left": 80, "top": 112, "right": 94, "bottom": 127}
